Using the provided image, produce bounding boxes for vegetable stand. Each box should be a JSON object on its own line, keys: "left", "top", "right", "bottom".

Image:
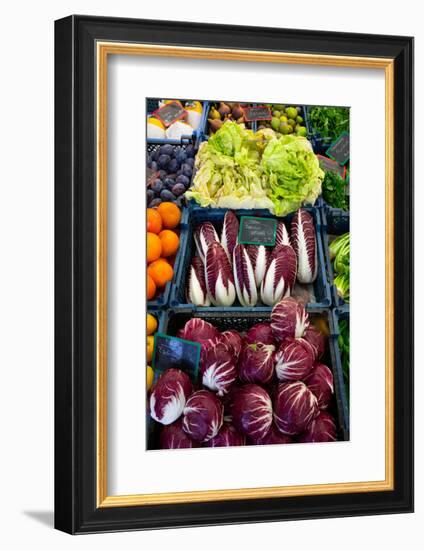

{"left": 145, "top": 97, "right": 351, "bottom": 451}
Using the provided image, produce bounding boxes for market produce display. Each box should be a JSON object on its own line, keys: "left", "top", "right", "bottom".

{"left": 147, "top": 202, "right": 181, "bottom": 301}
{"left": 329, "top": 232, "right": 350, "bottom": 303}
{"left": 184, "top": 208, "right": 319, "bottom": 308}
{"left": 185, "top": 121, "right": 324, "bottom": 216}
{"left": 147, "top": 298, "right": 341, "bottom": 449}
{"left": 147, "top": 99, "right": 204, "bottom": 141}
{"left": 145, "top": 96, "right": 350, "bottom": 450}
{"left": 206, "top": 102, "right": 252, "bottom": 135}
{"left": 147, "top": 143, "right": 197, "bottom": 208}
{"left": 258, "top": 104, "right": 307, "bottom": 137}
{"left": 307, "top": 106, "right": 349, "bottom": 143}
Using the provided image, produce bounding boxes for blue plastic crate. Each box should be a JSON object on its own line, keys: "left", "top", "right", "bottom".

{"left": 147, "top": 208, "right": 189, "bottom": 310}
{"left": 170, "top": 207, "right": 331, "bottom": 312}
{"left": 147, "top": 306, "right": 349, "bottom": 446}
{"left": 320, "top": 208, "right": 350, "bottom": 310}
{"left": 331, "top": 307, "right": 350, "bottom": 438}
{"left": 146, "top": 99, "right": 208, "bottom": 145}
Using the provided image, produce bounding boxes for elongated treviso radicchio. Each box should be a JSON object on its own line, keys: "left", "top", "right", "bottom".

{"left": 275, "top": 221, "right": 291, "bottom": 247}
{"left": 271, "top": 297, "right": 309, "bottom": 343}
{"left": 221, "top": 211, "right": 239, "bottom": 263}
{"left": 246, "top": 244, "right": 269, "bottom": 288}
{"left": 261, "top": 244, "right": 297, "bottom": 306}
{"left": 273, "top": 381, "right": 319, "bottom": 435}
{"left": 297, "top": 410, "right": 337, "bottom": 443}
{"left": 150, "top": 369, "right": 192, "bottom": 425}
{"left": 291, "top": 209, "right": 317, "bottom": 283}
{"left": 303, "top": 362, "right": 334, "bottom": 409}
{"left": 204, "top": 423, "right": 246, "bottom": 447}
{"left": 194, "top": 221, "right": 219, "bottom": 262}
{"left": 274, "top": 337, "right": 315, "bottom": 382}
{"left": 238, "top": 342, "right": 275, "bottom": 384}
{"left": 231, "top": 384, "right": 273, "bottom": 440}
{"left": 186, "top": 256, "right": 211, "bottom": 307}
{"left": 205, "top": 241, "right": 236, "bottom": 306}
{"left": 233, "top": 244, "right": 258, "bottom": 306}
{"left": 182, "top": 390, "right": 224, "bottom": 442}
{"left": 201, "top": 342, "right": 237, "bottom": 396}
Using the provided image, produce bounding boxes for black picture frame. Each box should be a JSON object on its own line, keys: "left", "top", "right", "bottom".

{"left": 55, "top": 15, "right": 414, "bottom": 534}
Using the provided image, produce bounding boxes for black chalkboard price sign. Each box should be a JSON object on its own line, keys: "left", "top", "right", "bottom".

{"left": 153, "top": 101, "right": 187, "bottom": 127}
{"left": 326, "top": 132, "right": 350, "bottom": 166}
{"left": 242, "top": 106, "right": 272, "bottom": 122}
{"left": 152, "top": 333, "right": 201, "bottom": 382}
{"left": 238, "top": 216, "right": 277, "bottom": 246}
{"left": 317, "top": 154, "right": 346, "bottom": 178}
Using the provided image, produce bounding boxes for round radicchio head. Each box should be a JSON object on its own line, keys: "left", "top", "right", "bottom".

{"left": 200, "top": 342, "right": 237, "bottom": 396}
{"left": 245, "top": 322, "right": 276, "bottom": 346}
{"left": 303, "top": 325, "right": 326, "bottom": 360}
{"left": 304, "top": 362, "right": 334, "bottom": 409}
{"left": 273, "top": 381, "right": 319, "bottom": 436}
{"left": 297, "top": 410, "right": 337, "bottom": 443}
{"left": 204, "top": 423, "right": 246, "bottom": 447}
{"left": 182, "top": 390, "right": 224, "bottom": 442}
{"left": 231, "top": 384, "right": 273, "bottom": 440}
{"left": 177, "top": 318, "right": 220, "bottom": 344}
{"left": 274, "top": 337, "right": 314, "bottom": 382}
{"left": 150, "top": 369, "right": 192, "bottom": 425}
{"left": 271, "top": 297, "right": 309, "bottom": 343}
{"left": 238, "top": 343, "right": 275, "bottom": 384}
{"left": 220, "top": 330, "right": 244, "bottom": 359}
{"left": 159, "top": 418, "right": 199, "bottom": 449}
{"left": 251, "top": 423, "right": 293, "bottom": 445}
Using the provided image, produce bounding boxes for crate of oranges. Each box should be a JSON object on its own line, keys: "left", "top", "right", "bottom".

{"left": 147, "top": 201, "right": 187, "bottom": 308}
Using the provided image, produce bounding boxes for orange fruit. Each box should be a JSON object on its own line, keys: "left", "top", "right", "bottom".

{"left": 147, "top": 313, "right": 158, "bottom": 335}
{"left": 147, "top": 336, "right": 154, "bottom": 363}
{"left": 147, "top": 274, "right": 156, "bottom": 300}
{"left": 147, "top": 208, "right": 163, "bottom": 234}
{"left": 157, "top": 202, "right": 181, "bottom": 229}
{"left": 146, "top": 365, "right": 154, "bottom": 391}
{"left": 158, "top": 230, "right": 180, "bottom": 257}
{"left": 147, "top": 232, "right": 162, "bottom": 263}
{"left": 147, "top": 259, "right": 174, "bottom": 287}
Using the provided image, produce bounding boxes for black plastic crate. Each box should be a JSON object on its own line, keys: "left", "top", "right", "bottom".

{"left": 321, "top": 208, "right": 350, "bottom": 311}
{"left": 332, "top": 307, "right": 350, "bottom": 431}
{"left": 147, "top": 307, "right": 349, "bottom": 449}
{"left": 170, "top": 207, "right": 331, "bottom": 312}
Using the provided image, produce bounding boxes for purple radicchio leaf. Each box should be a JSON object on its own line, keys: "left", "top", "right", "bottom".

{"left": 150, "top": 369, "right": 193, "bottom": 425}
{"left": 303, "top": 362, "right": 334, "bottom": 410}
{"left": 194, "top": 221, "right": 219, "bottom": 263}
{"left": 220, "top": 211, "right": 239, "bottom": 264}
{"left": 274, "top": 337, "right": 315, "bottom": 382}
{"left": 182, "top": 390, "right": 224, "bottom": 442}
{"left": 233, "top": 244, "right": 258, "bottom": 307}
{"left": 260, "top": 244, "right": 297, "bottom": 306}
{"left": 273, "top": 381, "right": 319, "bottom": 436}
{"left": 231, "top": 384, "right": 273, "bottom": 440}
{"left": 205, "top": 241, "right": 236, "bottom": 306}
{"left": 291, "top": 209, "right": 317, "bottom": 284}
{"left": 200, "top": 342, "right": 238, "bottom": 396}
{"left": 275, "top": 221, "right": 291, "bottom": 247}
{"left": 186, "top": 256, "right": 211, "bottom": 306}
{"left": 297, "top": 410, "right": 337, "bottom": 443}
{"left": 159, "top": 418, "right": 200, "bottom": 449}
{"left": 204, "top": 422, "right": 246, "bottom": 447}
{"left": 246, "top": 244, "right": 270, "bottom": 288}
{"left": 238, "top": 342, "right": 275, "bottom": 384}
{"left": 270, "top": 297, "right": 310, "bottom": 343}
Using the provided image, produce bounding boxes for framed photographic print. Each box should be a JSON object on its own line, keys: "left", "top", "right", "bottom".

{"left": 54, "top": 15, "right": 414, "bottom": 534}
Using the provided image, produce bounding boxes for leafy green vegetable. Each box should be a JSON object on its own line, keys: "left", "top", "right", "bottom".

{"left": 186, "top": 121, "right": 324, "bottom": 215}
{"left": 322, "top": 171, "right": 349, "bottom": 211}
{"left": 329, "top": 233, "right": 350, "bottom": 302}
{"left": 261, "top": 135, "right": 324, "bottom": 216}
{"left": 308, "top": 106, "right": 349, "bottom": 142}
{"left": 338, "top": 319, "right": 350, "bottom": 391}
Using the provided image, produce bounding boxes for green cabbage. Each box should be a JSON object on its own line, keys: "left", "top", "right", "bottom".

{"left": 261, "top": 135, "right": 324, "bottom": 216}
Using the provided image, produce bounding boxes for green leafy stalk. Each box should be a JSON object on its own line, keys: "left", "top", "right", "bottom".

{"left": 308, "top": 106, "right": 349, "bottom": 142}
